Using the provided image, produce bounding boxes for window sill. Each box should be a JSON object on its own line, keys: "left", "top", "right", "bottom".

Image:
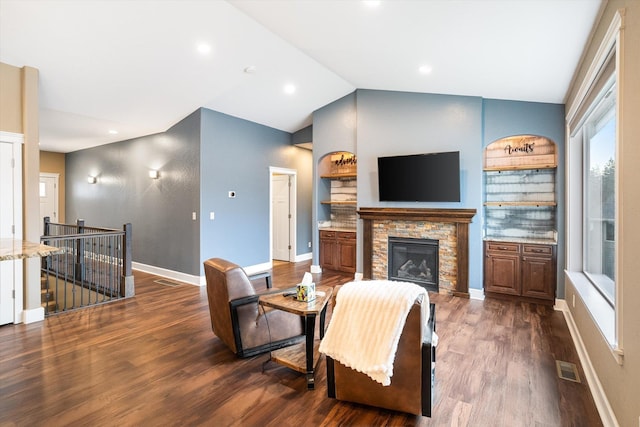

{"left": 565, "top": 270, "right": 623, "bottom": 365}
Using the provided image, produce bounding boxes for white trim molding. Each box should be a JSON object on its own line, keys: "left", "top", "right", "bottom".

{"left": 132, "top": 262, "right": 203, "bottom": 286}
{"left": 295, "top": 252, "right": 312, "bottom": 262}
{"left": 132, "top": 260, "right": 278, "bottom": 288}
{"left": 558, "top": 303, "right": 620, "bottom": 427}
{"left": 469, "top": 288, "right": 485, "bottom": 301}
{"left": 22, "top": 307, "right": 44, "bottom": 324}
{"left": 0, "top": 131, "right": 24, "bottom": 144}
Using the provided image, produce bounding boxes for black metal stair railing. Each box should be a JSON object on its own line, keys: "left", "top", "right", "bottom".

{"left": 40, "top": 218, "right": 134, "bottom": 316}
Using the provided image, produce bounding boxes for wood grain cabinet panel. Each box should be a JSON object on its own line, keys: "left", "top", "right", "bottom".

{"left": 484, "top": 247, "right": 521, "bottom": 296}
{"left": 484, "top": 241, "right": 556, "bottom": 304}
{"left": 320, "top": 230, "right": 356, "bottom": 273}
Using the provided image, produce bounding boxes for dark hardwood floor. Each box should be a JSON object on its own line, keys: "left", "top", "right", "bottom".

{"left": 0, "top": 261, "right": 602, "bottom": 426}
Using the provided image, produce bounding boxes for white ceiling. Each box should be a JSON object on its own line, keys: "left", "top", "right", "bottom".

{"left": 0, "top": 0, "right": 603, "bottom": 153}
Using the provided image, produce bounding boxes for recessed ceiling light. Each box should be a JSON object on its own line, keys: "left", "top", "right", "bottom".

{"left": 362, "top": 0, "right": 381, "bottom": 7}
{"left": 108, "top": 129, "right": 118, "bottom": 135}
{"left": 418, "top": 65, "right": 433, "bottom": 75}
{"left": 244, "top": 65, "right": 257, "bottom": 74}
{"left": 197, "top": 43, "right": 211, "bottom": 55}
{"left": 284, "top": 84, "right": 296, "bottom": 95}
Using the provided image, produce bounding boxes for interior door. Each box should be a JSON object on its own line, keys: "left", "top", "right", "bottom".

{"left": 0, "top": 142, "right": 15, "bottom": 325}
{"left": 272, "top": 174, "right": 291, "bottom": 261}
{"left": 39, "top": 173, "right": 59, "bottom": 234}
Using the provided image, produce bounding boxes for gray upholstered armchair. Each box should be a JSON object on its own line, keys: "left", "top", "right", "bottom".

{"left": 203, "top": 258, "right": 304, "bottom": 358}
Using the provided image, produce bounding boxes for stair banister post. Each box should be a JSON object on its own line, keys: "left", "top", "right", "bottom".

{"left": 120, "top": 223, "right": 134, "bottom": 298}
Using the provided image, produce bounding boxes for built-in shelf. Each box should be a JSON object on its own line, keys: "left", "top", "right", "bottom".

{"left": 484, "top": 201, "right": 556, "bottom": 207}
{"left": 483, "top": 136, "right": 558, "bottom": 242}
{"left": 483, "top": 165, "right": 556, "bottom": 172}
{"left": 320, "top": 173, "right": 357, "bottom": 179}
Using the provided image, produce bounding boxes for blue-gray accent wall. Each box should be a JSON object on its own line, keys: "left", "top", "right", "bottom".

{"left": 312, "top": 90, "right": 565, "bottom": 296}
{"left": 482, "top": 99, "right": 566, "bottom": 296}
{"left": 311, "top": 92, "right": 358, "bottom": 257}
{"left": 66, "top": 108, "right": 313, "bottom": 277}
{"left": 199, "top": 108, "right": 313, "bottom": 273}
{"left": 66, "top": 110, "right": 201, "bottom": 274}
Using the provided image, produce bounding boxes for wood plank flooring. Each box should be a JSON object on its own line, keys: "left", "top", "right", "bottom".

{"left": 0, "top": 261, "right": 602, "bottom": 426}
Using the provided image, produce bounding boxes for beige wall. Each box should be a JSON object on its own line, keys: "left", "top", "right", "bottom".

{"left": 565, "top": 2, "right": 640, "bottom": 426}
{"left": 0, "top": 61, "right": 42, "bottom": 317}
{"left": 40, "top": 151, "right": 66, "bottom": 223}
{"left": 0, "top": 62, "right": 23, "bottom": 133}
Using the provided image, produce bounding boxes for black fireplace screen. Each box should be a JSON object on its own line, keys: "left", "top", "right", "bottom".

{"left": 388, "top": 236, "right": 439, "bottom": 292}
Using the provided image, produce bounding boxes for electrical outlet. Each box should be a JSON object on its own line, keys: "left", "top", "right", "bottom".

{"left": 192, "top": 212, "right": 197, "bottom": 221}
{"left": 210, "top": 211, "right": 215, "bottom": 220}
{"left": 308, "top": 241, "right": 311, "bottom": 248}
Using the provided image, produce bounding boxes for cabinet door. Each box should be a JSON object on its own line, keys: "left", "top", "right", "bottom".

{"left": 320, "top": 233, "right": 337, "bottom": 270}
{"left": 521, "top": 256, "right": 555, "bottom": 301}
{"left": 337, "top": 236, "right": 356, "bottom": 273}
{"left": 485, "top": 252, "right": 521, "bottom": 295}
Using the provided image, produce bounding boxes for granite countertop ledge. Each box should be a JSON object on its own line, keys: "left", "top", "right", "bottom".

{"left": 484, "top": 237, "right": 557, "bottom": 245}
{"left": 0, "top": 239, "right": 63, "bottom": 261}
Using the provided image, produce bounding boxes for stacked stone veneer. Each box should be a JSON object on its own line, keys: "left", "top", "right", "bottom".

{"left": 372, "top": 220, "right": 458, "bottom": 294}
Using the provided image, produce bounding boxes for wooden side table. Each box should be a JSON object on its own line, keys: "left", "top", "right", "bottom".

{"left": 259, "top": 286, "right": 333, "bottom": 390}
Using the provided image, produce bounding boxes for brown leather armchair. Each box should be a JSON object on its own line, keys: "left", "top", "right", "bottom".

{"left": 203, "top": 258, "right": 304, "bottom": 358}
{"left": 326, "top": 294, "right": 436, "bottom": 417}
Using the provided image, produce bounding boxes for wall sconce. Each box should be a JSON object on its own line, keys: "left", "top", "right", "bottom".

{"left": 148, "top": 170, "right": 159, "bottom": 179}
{"left": 87, "top": 176, "right": 97, "bottom": 184}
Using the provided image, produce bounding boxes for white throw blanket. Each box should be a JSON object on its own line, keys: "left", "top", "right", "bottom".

{"left": 319, "top": 280, "right": 428, "bottom": 386}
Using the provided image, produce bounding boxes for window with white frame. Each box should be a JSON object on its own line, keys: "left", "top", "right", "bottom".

{"left": 566, "top": 10, "right": 623, "bottom": 357}
{"left": 583, "top": 78, "right": 616, "bottom": 307}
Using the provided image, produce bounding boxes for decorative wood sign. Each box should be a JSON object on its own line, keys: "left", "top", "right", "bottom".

{"left": 330, "top": 153, "right": 357, "bottom": 175}
{"left": 484, "top": 135, "right": 557, "bottom": 170}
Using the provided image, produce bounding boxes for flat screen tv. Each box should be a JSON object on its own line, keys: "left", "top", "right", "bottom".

{"left": 378, "top": 151, "right": 460, "bottom": 202}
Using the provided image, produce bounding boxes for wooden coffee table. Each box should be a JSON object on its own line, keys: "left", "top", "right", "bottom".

{"left": 259, "top": 286, "right": 333, "bottom": 390}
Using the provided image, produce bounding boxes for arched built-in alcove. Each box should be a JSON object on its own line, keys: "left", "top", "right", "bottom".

{"left": 317, "top": 151, "right": 357, "bottom": 273}
{"left": 483, "top": 135, "right": 558, "bottom": 241}
{"left": 482, "top": 135, "right": 558, "bottom": 304}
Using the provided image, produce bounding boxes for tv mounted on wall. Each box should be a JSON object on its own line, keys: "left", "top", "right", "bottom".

{"left": 377, "top": 151, "right": 461, "bottom": 202}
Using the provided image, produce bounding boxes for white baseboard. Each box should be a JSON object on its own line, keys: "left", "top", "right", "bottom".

{"left": 132, "top": 262, "right": 203, "bottom": 286}
{"left": 133, "top": 260, "right": 282, "bottom": 288}
{"left": 22, "top": 307, "right": 44, "bottom": 324}
{"left": 558, "top": 302, "right": 619, "bottom": 427}
{"left": 243, "top": 261, "right": 272, "bottom": 276}
{"left": 554, "top": 298, "right": 569, "bottom": 312}
{"left": 295, "top": 252, "right": 312, "bottom": 262}
{"left": 469, "top": 288, "right": 485, "bottom": 300}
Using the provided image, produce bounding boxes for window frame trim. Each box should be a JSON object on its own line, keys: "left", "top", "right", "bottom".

{"left": 566, "top": 9, "right": 624, "bottom": 365}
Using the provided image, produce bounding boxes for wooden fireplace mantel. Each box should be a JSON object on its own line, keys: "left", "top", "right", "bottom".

{"left": 357, "top": 207, "right": 477, "bottom": 298}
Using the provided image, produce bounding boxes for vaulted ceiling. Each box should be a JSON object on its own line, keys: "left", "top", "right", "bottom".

{"left": 0, "top": 0, "right": 603, "bottom": 153}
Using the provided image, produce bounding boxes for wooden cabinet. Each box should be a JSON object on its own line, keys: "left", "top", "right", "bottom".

{"left": 484, "top": 242, "right": 521, "bottom": 296}
{"left": 484, "top": 241, "right": 556, "bottom": 304}
{"left": 521, "top": 244, "right": 556, "bottom": 300}
{"left": 320, "top": 230, "right": 356, "bottom": 273}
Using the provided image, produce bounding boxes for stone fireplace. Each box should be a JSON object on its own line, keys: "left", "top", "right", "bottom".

{"left": 388, "top": 237, "right": 439, "bottom": 292}
{"left": 358, "top": 207, "right": 476, "bottom": 297}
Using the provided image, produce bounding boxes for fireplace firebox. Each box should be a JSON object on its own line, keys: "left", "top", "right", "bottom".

{"left": 388, "top": 236, "right": 439, "bottom": 292}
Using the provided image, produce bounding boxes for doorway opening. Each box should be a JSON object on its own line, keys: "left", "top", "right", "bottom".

{"left": 39, "top": 173, "right": 59, "bottom": 235}
{"left": 270, "top": 167, "right": 297, "bottom": 263}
